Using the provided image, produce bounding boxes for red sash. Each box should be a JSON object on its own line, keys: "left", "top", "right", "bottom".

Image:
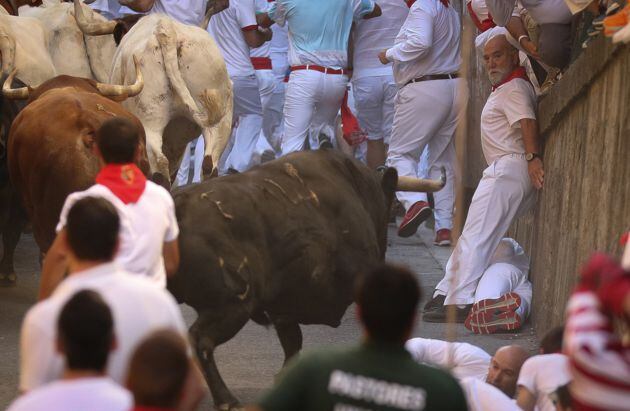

{"left": 251, "top": 57, "right": 272, "bottom": 70}
{"left": 341, "top": 90, "right": 367, "bottom": 147}
{"left": 492, "top": 67, "right": 530, "bottom": 91}
{"left": 95, "top": 163, "right": 147, "bottom": 204}
{"left": 467, "top": 1, "right": 496, "bottom": 32}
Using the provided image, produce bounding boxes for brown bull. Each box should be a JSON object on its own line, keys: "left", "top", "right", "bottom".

{"left": 4, "top": 56, "right": 148, "bottom": 254}
{"left": 0, "top": 0, "right": 42, "bottom": 15}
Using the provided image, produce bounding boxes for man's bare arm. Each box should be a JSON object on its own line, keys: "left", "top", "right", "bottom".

{"left": 257, "top": 13, "right": 275, "bottom": 28}
{"left": 118, "top": 0, "right": 156, "bottom": 13}
{"left": 516, "top": 386, "right": 536, "bottom": 411}
{"left": 505, "top": 16, "right": 539, "bottom": 58}
{"left": 363, "top": 3, "right": 382, "bottom": 19}
{"left": 163, "top": 239, "right": 180, "bottom": 278}
{"left": 520, "top": 118, "right": 544, "bottom": 189}
{"left": 243, "top": 27, "right": 273, "bottom": 48}
{"left": 38, "top": 230, "right": 69, "bottom": 300}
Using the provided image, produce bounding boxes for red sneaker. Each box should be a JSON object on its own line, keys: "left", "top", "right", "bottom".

{"left": 434, "top": 229, "right": 452, "bottom": 246}
{"left": 397, "top": 201, "right": 431, "bottom": 238}
{"left": 465, "top": 310, "right": 522, "bottom": 334}
{"left": 470, "top": 292, "right": 522, "bottom": 316}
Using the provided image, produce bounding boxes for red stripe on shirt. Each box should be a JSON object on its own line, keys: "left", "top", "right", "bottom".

{"left": 241, "top": 25, "right": 259, "bottom": 31}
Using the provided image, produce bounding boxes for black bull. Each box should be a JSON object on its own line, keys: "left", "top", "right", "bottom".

{"left": 168, "top": 149, "right": 443, "bottom": 409}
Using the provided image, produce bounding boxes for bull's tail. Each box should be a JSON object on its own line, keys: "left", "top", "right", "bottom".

{"left": 155, "top": 19, "right": 208, "bottom": 127}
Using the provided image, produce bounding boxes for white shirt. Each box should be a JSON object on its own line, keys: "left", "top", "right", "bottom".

{"left": 250, "top": 0, "right": 271, "bottom": 59}
{"left": 517, "top": 354, "right": 571, "bottom": 411}
{"left": 352, "top": 0, "right": 408, "bottom": 79}
{"left": 480, "top": 77, "right": 536, "bottom": 165}
{"left": 208, "top": 0, "right": 258, "bottom": 77}
{"left": 56, "top": 181, "right": 179, "bottom": 288}
{"left": 151, "top": 0, "right": 208, "bottom": 26}
{"left": 405, "top": 338, "right": 491, "bottom": 381}
{"left": 486, "top": 0, "right": 572, "bottom": 25}
{"left": 386, "top": 0, "right": 461, "bottom": 86}
{"left": 8, "top": 377, "right": 132, "bottom": 411}
{"left": 461, "top": 378, "right": 522, "bottom": 411}
{"left": 20, "top": 263, "right": 187, "bottom": 391}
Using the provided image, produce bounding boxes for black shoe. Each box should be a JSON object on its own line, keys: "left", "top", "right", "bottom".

{"left": 423, "top": 294, "right": 446, "bottom": 312}
{"left": 422, "top": 304, "right": 472, "bottom": 323}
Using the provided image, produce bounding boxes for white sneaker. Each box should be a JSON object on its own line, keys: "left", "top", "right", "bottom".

{"left": 613, "top": 21, "right": 630, "bottom": 43}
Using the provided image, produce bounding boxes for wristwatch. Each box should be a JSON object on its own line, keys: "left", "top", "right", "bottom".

{"left": 525, "top": 153, "right": 541, "bottom": 162}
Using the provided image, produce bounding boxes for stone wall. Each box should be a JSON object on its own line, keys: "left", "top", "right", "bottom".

{"left": 465, "top": 37, "right": 630, "bottom": 335}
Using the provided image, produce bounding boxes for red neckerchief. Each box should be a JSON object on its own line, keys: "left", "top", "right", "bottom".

{"left": 467, "top": 1, "right": 495, "bottom": 32}
{"left": 341, "top": 90, "right": 367, "bottom": 146}
{"left": 95, "top": 163, "right": 147, "bottom": 204}
{"left": 491, "top": 67, "right": 529, "bottom": 91}
{"left": 406, "top": 0, "right": 449, "bottom": 8}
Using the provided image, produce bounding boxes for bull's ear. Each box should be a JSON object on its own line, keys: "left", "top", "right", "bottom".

{"left": 379, "top": 166, "right": 398, "bottom": 198}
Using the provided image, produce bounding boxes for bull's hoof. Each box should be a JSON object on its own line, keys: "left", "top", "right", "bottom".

{"left": 0, "top": 273, "right": 16, "bottom": 287}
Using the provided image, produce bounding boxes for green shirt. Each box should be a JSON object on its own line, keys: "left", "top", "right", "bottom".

{"left": 257, "top": 341, "right": 468, "bottom": 411}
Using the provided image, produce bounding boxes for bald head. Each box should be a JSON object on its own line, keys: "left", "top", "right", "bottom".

{"left": 482, "top": 35, "right": 519, "bottom": 86}
{"left": 486, "top": 345, "right": 529, "bottom": 398}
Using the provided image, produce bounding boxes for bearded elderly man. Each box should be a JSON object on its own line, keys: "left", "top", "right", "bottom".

{"left": 423, "top": 33, "right": 544, "bottom": 323}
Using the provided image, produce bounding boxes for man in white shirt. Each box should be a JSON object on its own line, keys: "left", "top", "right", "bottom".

{"left": 39, "top": 118, "right": 180, "bottom": 298}
{"left": 379, "top": 0, "right": 463, "bottom": 240}
{"left": 406, "top": 338, "right": 529, "bottom": 408}
{"left": 9, "top": 289, "right": 132, "bottom": 411}
{"left": 258, "top": 0, "right": 382, "bottom": 155}
{"left": 208, "top": 0, "right": 271, "bottom": 173}
{"left": 20, "top": 197, "right": 191, "bottom": 392}
{"left": 516, "top": 326, "right": 570, "bottom": 411}
{"left": 423, "top": 33, "right": 543, "bottom": 323}
{"left": 351, "top": 0, "right": 407, "bottom": 169}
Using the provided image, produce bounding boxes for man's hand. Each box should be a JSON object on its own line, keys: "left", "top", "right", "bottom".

{"left": 527, "top": 157, "right": 544, "bottom": 189}
{"left": 378, "top": 50, "right": 389, "bottom": 65}
{"left": 259, "top": 27, "right": 273, "bottom": 42}
{"left": 520, "top": 38, "right": 540, "bottom": 59}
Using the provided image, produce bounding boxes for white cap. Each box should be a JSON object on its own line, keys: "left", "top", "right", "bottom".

{"left": 563, "top": 0, "right": 593, "bottom": 15}
{"left": 475, "top": 26, "right": 522, "bottom": 53}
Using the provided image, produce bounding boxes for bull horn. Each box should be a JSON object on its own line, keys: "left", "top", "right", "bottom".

{"left": 95, "top": 55, "right": 143, "bottom": 97}
{"left": 396, "top": 167, "right": 446, "bottom": 193}
{"left": 73, "top": 0, "right": 117, "bottom": 35}
{"left": 2, "top": 69, "right": 30, "bottom": 100}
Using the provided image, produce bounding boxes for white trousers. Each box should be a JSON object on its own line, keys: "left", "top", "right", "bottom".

{"left": 418, "top": 143, "right": 456, "bottom": 231}
{"left": 223, "top": 75, "right": 263, "bottom": 172}
{"left": 281, "top": 70, "right": 348, "bottom": 155}
{"left": 175, "top": 136, "right": 204, "bottom": 186}
{"left": 474, "top": 262, "right": 532, "bottom": 319}
{"left": 352, "top": 75, "right": 397, "bottom": 144}
{"left": 387, "top": 79, "right": 464, "bottom": 211}
{"left": 436, "top": 155, "right": 535, "bottom": 305}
